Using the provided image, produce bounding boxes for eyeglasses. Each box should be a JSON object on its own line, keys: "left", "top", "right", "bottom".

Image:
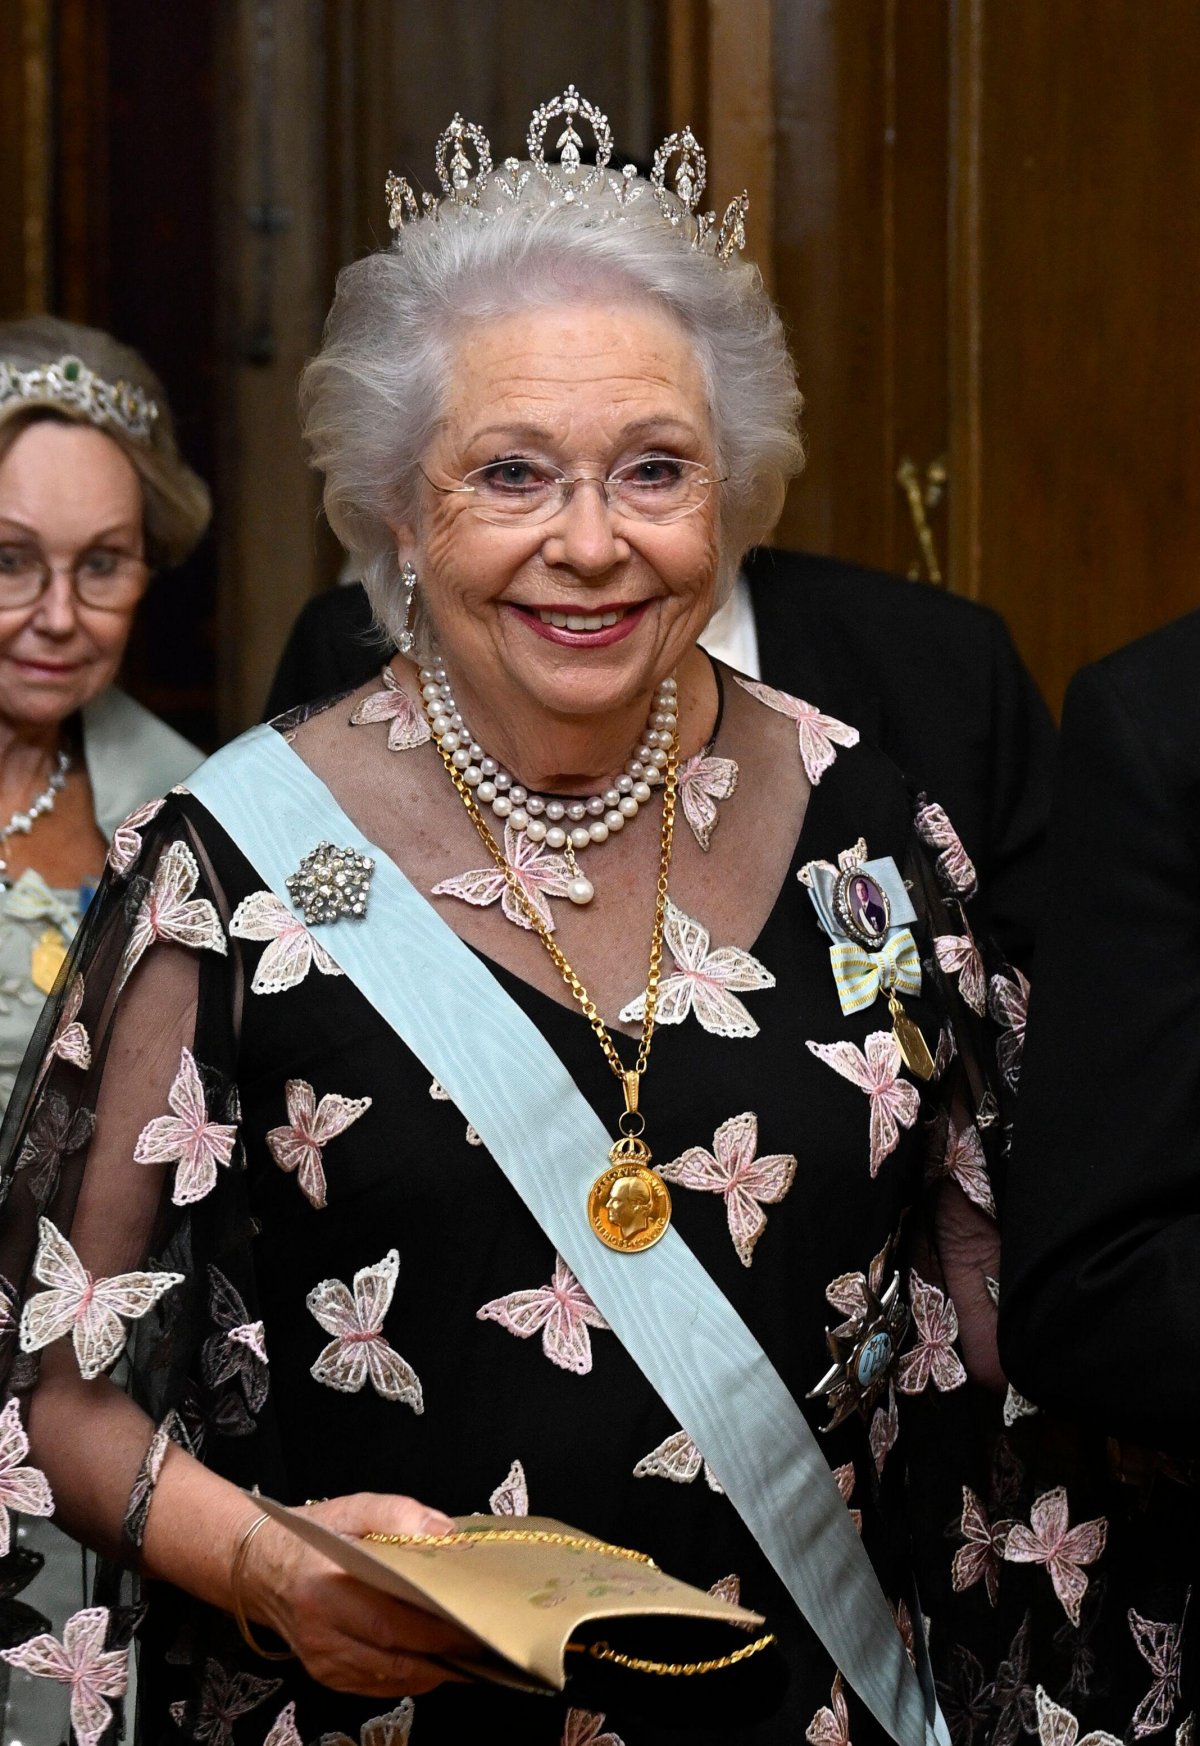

{"left": 421, "top": 454, "right": 725, "bottom": 526}
{"left": 0, "top": 542, "right": 150, "bottom": 612}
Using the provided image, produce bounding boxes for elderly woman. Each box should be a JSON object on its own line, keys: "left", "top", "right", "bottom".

{"left": 0, "top": 314, "right": 205, "bottom": 1741}
{"left": 0, "top": 317, "right": 204, "bottom": 1103}
{"left": 0, "top": 96, "right": 1176, "bottom": 1746}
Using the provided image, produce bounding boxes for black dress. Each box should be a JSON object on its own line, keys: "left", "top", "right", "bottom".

{"left": 0, "top": 685, "right": 1183, "bottom": 1746}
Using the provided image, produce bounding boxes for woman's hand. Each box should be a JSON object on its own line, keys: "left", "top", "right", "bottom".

{"left": 242, "top": 1492, "right": 479, "bottom": 1698}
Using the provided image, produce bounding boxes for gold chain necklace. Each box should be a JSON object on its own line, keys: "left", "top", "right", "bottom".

{"left": 436, "top": 722, "right": 679, "bottom": 1253}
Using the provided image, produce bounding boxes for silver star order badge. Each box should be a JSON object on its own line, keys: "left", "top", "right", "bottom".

{"left": 285, "top": 842, "right": 374, "bottom": 925}
{"left": 807, "top": 1271, "right": 909, "bottom": 1431}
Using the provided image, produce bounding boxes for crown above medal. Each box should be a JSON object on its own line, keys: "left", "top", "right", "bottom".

{"left": 385, "top": 85, "right": 749, "bottom": 265}
{"left": 0, "top": 354, "right": 159, "bottom": 443}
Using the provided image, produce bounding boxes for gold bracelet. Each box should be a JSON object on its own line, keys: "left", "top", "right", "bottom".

{"left": 230, "top": 1511, "right": 294, "bottom": 1662}
{"left": 577, "top": 1631, "right": 778, "bottom": 1677}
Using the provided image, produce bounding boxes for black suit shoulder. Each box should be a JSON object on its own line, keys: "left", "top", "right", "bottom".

{"left": 745, "top": 548, "right": 1055, "bottom": 968}
{"left": 998, "top": 612, "right": 1200, "bottom": 1445}
{"left": 263, "top": 584, "right": 382, "bottom": 719}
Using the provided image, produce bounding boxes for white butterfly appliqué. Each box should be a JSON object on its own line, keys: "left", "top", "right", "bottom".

{"left": 266, "top": 1078, "right": 372, "bottom": 1209}
{"left": 619, "top": 900, "right": 775, "bottom": 1038}
{"left": 316, "top": 1698, "right": 416, "bottom": 1746}
{"left": 0, "top": 1395, "right": 53, "bottom": 1556}
{"left": 0, "top": 1606, "right": 128, "bottom": 1746}
{"left": 561, "top": 1708, "right": 625, "bottom": 1746}
{"left": 307, "top": 1248, "right": 423, "bottom": 1411}
{"left": 18, "top": 1217, "right": 185, "bottom": 1381}
{"left": 660, "top": 1111, "right": 796, "bottom": 1267}
{"left": 120, "top": 840, "right": 227, "bottom": 987}
{"left": 477, "top": 1256, "right": 609, "bottom": 1376}
{"left": 134, "top": 1046, "right": 239, "bottom": 1207}
{"left": 229, "top": 891, "right": 345, "bottom": 995}
{"left": 734, "top": 677, "right": 860, "bottom": 784}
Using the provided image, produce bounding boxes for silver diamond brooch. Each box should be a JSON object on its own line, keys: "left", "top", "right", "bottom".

{"left": 285, "top": 842, "right": 374, "bottom": 925}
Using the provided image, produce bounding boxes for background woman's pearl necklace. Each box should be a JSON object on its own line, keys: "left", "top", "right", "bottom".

{"left": 421, "top": 660, "right": 678, "bottom": 905}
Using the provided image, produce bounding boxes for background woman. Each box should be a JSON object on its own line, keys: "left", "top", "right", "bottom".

{"left": 0, "top": 314, "right": 205, "bottom": 1741}
{"left": 0, "top": 100, "right": 1175, "bottom": 1746}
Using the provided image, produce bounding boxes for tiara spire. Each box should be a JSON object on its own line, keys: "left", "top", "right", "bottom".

{"left": 0, "top": 355, "right": 158, "bottom": 443}
{"left": 384, "top": 85, "right": 749, "bottom": 265}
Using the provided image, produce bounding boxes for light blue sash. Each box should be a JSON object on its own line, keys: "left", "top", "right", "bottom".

{"left": 189, "top": 724, "right": 948, "bottom": 1746}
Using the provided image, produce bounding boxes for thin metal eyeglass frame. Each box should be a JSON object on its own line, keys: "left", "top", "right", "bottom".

{"left": 418, "top": 459, "right": 727, "bottom": 526}
{"left": 0, "top": 549, "right": 151, "bottom": 613}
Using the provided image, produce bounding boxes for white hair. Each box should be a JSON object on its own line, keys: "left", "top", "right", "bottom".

{"left": 299, "top": 171, "right": 804, "bottom": 644}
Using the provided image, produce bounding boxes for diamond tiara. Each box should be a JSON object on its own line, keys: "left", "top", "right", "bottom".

{"left": 385, "top": 84, "right": 749, "bottom": 265}
{"left": 0, "top": 354, "right": 159, "bottom": 443}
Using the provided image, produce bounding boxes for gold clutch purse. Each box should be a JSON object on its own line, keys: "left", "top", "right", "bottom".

{"left": 256, "top": 1500, "right": 787, "bottom": 1724}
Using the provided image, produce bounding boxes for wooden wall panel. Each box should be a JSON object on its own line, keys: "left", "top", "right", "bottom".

{"left": 771, "top": 1, "right": 950, "bottom": 580}
{"left": 960, "top": 0, "right": 1200, "bottom": 709}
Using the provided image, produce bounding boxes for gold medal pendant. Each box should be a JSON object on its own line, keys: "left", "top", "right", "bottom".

{"left": 888, "top": 990, "right": 935, "bottom": 1081}
{"left": 587, "top": 1072, "right": 672, "bottom": 1253}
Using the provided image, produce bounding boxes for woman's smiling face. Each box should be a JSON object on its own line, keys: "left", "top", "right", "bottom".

{"left": 397, "top": 300, "right": 720, "bottom": 735}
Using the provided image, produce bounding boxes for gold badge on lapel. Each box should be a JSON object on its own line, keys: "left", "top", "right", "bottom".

{"left": 30, "top": 926, "right": 68, "bottom": 995}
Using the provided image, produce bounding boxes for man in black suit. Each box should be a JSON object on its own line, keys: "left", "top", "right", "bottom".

{"left": 265, "top": 546, "right": 1056, "bottom": 967}
{"left": 1000, "top": 608, "right": 1200, "bottom": 1449}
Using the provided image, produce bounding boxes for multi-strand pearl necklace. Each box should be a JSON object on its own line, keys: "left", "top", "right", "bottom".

{"left": 420, "top": 659, "right": 678, "bottom": 905}
{"left": 0, "top": 748, "right": 71, "bottom": 880}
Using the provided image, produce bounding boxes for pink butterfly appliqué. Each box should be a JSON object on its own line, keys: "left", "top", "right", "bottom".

{"left": 1129, "top": 1596, "right": 1188, "bottom": 1738}
{"left": 1032, "top": 1685, "right": 1121, "bottom": 1746}
{"left": 18, "top": 1217, "right": 185, "bottom": 1381}
{"left": 266, "top": 1078, "right": 372, "bottom": 1209}
{"left": 0, "top": 1395, "right": 53, "bottom": 1556}
{"left": 929, "top": 1115, "right": 996, "bottom": 1216}
{"left": 832, "top": 1462, "right": 863, "bottom": 1534}
{"left": 676, "top": 750, "right": 739, "bottom": 850}
{"left": 477, "top": 1256, "right": 609, "bottom": 1376}
{"left": 952, "top": 1485, "right": 1013, "bottom": 1607}
{"left": 489, "top": 1457, "right": 529, "bottom": 1517}
{"left": 561, "top": 1709, "right": 625, "bottom": 1746}
{"left": 229, "top": 891, "right": 345, "bottom": 995}
{"left": 350, "top": 665, "right": 432, "bottom": 751}
{"left": 107, "top": 797, "right": 165, "bottom": 878}
{"left": 0, "top": 1606, "right": 128, "bottom": 1746}
{"left": 307, "top": 1248, "right": 423, "bottom": 1411}
{"left": 432, "top": 820, "right": 573, "bottom": 934}
{"left": 989, "top": 968, "right": 1030, "bottom": 1091}
{"left": 934, "top": 934, "right": 986, "bottom": 1015}
{"left": 734, "top": 677, "right": 860, "bottom": 785}
{"left": 914, "top": 798, "right": 978, "bottom": 901}
{"left": 870, "top": 1386, "right": 899, "bottom": 1476}
{"left": 896, "top": 1270, "right": 967, "bottom": 1395}
{"left": 806, "top": 1032, "right": 920, "bottom": 1175}
{"left": 120, "top": 840, "right": 227, "bottom": 986}
{"left": 134, "top": 1046, "right": 239, "bottom": 1206}
{"left": 659, "top": 1111, "right": 796, "bottom": 1266}
{"left": 619, "top": 899, "right": 775, "bottom": 1038}
{"left": 633, "top": 1428, "right": 724, "bottom": 1494}
{"left": 1003, "top": 1486, "right": 1108, "bottom": 1628}
{"left": 44, "top": 974, "right": 91, "bottom": 1076}
{"left": 318, "top": 1700, "right": 416, "bottom": 1746}
{"left": 806, "top": 1672, "right": 852, "bottom": 1746}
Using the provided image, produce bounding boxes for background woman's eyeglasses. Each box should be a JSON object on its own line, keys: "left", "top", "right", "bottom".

{"left": 421, "top": 455, "right": 725, "bottom": 526}
{"left": 0, "top": 543, "right": 150, "bottom": 612}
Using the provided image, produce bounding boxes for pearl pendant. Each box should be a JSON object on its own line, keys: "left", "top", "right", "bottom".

{"left": 567, "top": 875, "right": 595, "bottom": 906}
